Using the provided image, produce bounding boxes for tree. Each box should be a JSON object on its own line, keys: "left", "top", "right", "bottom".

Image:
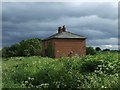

{"left": 2, "top": 38, "right": 42, "bottom": 57}
{"left": 10, "top": 43, "right": 21, "bottom": 56}
{"left": 95, "top": 47, "right": 101, "bottom": 51}
{"left": 103, "top": 49, "right": 110, "bottom": 52}
{"left": 86, "top": 47, "right": 96, "bottom": 55}
{"left": 2, "top": 47, "right": 10, "bottom": 57}
{"left": 20, "top": 38, "right": 42, "bottom": 56}
{"left": 2, "top": 44, "right": 21, "bottom": 57}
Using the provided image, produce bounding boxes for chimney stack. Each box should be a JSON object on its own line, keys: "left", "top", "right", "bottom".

{"left": 58, "top": 26, "right": 62, "bottom": 33}
{"left": 63, "top": 25, "right": 66, "bottom": 32}
{"left": 58, "top": 25, "right": 66, "bottom": 33}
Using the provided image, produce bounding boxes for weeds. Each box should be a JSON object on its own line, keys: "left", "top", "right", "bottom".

{"left": 2, "top": 53, "right": 119, "bottom": 88}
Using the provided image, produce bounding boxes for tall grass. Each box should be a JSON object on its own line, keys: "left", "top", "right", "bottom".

{"left": 2, "top": 53, "right": 119, "bottom": 88}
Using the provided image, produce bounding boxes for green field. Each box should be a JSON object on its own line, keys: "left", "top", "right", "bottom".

{"left": 2, "top": 52, "right": 119, "bottom": 88}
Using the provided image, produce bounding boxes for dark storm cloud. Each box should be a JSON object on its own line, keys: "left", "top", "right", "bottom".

{"left": 2, "top": 2, "right": 118, "bottom": 49}
{"left": 3, "top": 2, "right": 117, "bottom": 22}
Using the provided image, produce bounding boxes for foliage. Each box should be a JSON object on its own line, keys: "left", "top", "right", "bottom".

{"left": 2, "top": 53, "right": 119, "bottom": 88}
{"left": 86, "top": 47, "right": 96, "bottom": 55}
{"left": 46, "top": 42, "right": 54, "bottom": 58}
{"left": 2, "top": 47, "right": 10, "bottom": 57}
{"left": 103, "top": 49, "right": 110, "bottom": 52}
{"left": 20, "top": 38, "right": 42, "bottom": 56}
{"left": 95, "top": 47, "right": 101, "bottom": 51}
{"left": 2, "top": 38, "right": 42, "bottom": 57}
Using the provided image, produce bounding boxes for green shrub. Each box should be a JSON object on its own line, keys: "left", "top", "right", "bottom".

{"left": 95, "top": 47, "right": 101, "bottom": 51}
{"left": 80, "top": 60, "right": 102, "bottom": 72}
{"left": 46, "top": 42, "right": 54, "bottom": 58}
{"left": 2, "top": 53, "right": 119, "bottom": 88}
{"left": 103, "top": 49, "right": 110, "bottom": 52}
{"left": 86, "top": 47, "right": 96, "bottom": 55}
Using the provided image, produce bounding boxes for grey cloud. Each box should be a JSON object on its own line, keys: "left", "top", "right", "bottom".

{"left": 87, "top": 38, "right": 118, "bottom": 46}
{"left": 3, "top": 2, "right": 117, "bottom": 23}
{"left": 2, "top": 2, "right": 118, "bottom": 49}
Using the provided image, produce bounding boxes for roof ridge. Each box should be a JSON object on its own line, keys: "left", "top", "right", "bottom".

{"left": 45, "top": 32, "right": 59, "bottom": 39}
{"left": 43, "top": 31, "right": 86, "bottom": 40}
{"left": 67, "top": 31, "right": 85, "bottom": 37}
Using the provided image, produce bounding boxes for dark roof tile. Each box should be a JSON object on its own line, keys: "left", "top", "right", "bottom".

{"left": 43, "top": 31, "right": 86, "bottom": 40}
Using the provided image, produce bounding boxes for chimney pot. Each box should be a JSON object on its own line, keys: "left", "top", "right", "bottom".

{"left": 63, "top": 25, "right": 66, "bottom": 32}
{"left": 58, "top": 25, "right": 66, "bottom": 33}
{"left": 58, "top": 26, "right": 62, "bottom": 33}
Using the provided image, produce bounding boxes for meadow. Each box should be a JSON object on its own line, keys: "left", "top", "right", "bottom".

{"left": 2, "top": 52, "right": 119, "bottom": 88}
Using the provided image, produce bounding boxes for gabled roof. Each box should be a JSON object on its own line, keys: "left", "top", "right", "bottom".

{"left": 43, "top": 31, "right": 86, "bottom": 40}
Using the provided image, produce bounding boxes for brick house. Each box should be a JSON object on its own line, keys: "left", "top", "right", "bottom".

{"left": 42, "top": 25, "right": 86, "bottom": 58}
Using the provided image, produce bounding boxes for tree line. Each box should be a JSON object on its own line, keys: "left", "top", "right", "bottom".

{"left": 1, "top": 38, "right": 114, "bottom": 57}
{"left": 2, "top": 38, "right": 42, "bottom": 57}
{"left": 86, "top": 47, "right": 111, "bottom": 55}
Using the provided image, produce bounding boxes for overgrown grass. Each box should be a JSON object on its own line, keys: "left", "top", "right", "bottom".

{"left": 2, "top": 53, "right": 119, "bottom": 88}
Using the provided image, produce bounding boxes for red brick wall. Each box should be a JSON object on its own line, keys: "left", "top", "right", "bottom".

{"left": 53, "top": 38, "right": 86, "bottom": 58}
{"left": 42, "top": 38, "right": 86, "bottom": 58}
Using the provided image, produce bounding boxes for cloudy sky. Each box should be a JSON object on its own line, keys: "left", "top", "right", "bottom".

{"left": 2, "top": 2, "right": 118, "bottom": 50}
